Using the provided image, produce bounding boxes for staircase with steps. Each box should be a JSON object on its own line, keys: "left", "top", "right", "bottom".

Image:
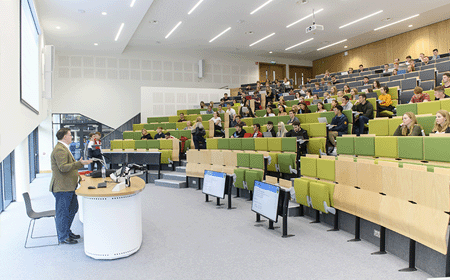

{"left": 154, "top": 161, "right": 187, "bottom": 188}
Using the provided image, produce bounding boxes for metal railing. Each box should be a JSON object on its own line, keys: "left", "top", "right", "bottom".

{"left": 101, "top": 113, "right": 141, "bottom": 149}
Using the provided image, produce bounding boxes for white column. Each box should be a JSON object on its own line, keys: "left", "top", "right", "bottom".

{"left": 15, "top": 137, "right": 30, "bottom": 201}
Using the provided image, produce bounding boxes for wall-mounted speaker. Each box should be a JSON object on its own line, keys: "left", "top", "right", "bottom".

{"left": 198, "top": 59, "right": 204, "bottom": 78}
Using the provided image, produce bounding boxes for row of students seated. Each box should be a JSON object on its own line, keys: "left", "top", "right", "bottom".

{"left": 393, "top": 110, "right": 450, "bottom": 136}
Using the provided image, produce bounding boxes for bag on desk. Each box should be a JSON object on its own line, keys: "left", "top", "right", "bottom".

{"left": 89, "top": 169, "right": 116, "bottom": 178}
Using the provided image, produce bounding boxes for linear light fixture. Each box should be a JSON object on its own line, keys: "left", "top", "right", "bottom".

{"left": 130, "top": 0, "right": 137, "bottom": 7}
{"left": 374, "top": 14, "right": 419, "bottom": 31}
{"left": 165, "top": 21, "right": 182, "bottom": 39}
{"left": 317, "top": 39, "right": 347, "bottom": 51}
{"left": 339, "top": 10, "right": 383, "bottom": 29}
{"left": 250, "top": 0, "right": 273, "bottom": 15}
{"left": 209, "top": 27, "right": 231, "bottom": 43}
{"left": 188, "top": 0, "right": 204, "bottom": 15}
{"left": 286, "top": 9, "right": 324, "bottom": 28}
{"left": 249, "top": 33, "right": 275, "bottom": 47}
{"left": 285, "top": 38, "right": 314, "bottom": 50}
{"left": 115, "top": 23, "right": 124, "bottom": 41}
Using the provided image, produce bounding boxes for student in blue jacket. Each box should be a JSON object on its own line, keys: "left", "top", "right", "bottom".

{"left": 327, "top": 105, "right": 348, "bottom": 154}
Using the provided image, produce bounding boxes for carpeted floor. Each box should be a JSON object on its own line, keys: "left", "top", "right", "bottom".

{"left": 0, "top": 173, "right": 432, "bottom": 280}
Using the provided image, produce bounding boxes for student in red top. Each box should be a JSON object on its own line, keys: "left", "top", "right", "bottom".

{"left": 410, "top": 86, "right": 431, "bottom": 103}
{"left": 252, "top": 124, "right": 263, "bottom": 138}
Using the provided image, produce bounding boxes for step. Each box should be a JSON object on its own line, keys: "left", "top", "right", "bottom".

{"left": 154, "top": 179, "right": 187, "bottom": 189}
{"left": 162, "top": 172, "right": 186, "bottom": 182}
{"left": 175, "top": 166, "right": 186, "bottom": 173}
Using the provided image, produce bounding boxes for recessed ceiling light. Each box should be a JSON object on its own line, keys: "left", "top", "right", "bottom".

{"left": 150, "top": 20, "right": 158, "bottom": 24}
{"left": 269, "top": 51, "right": 273, "bottom": 53}
{"left": 249, "top": 33, "right": 275, "bottom": 47}
{"left": 209, "top": 27, "right": 232, "bottom": 43}
{"left": 339, "top": 10, "right": 383, "bottom": 29}
{"left": 286, "top": 9, "right": 324, "bottom": 28}
{"left": 245, "top": 31, "right": 254, "bottom": 35}
{"left": 285, "top": 38, "right": 314, "bottom": 50}
{"left": 250, "top": 0, "right": 273, "bottom": 15}
{"left": 94, "top": 43, "right": 98, "bottom": 46}
{"left": 344, "top": 46, "right": 348, "bottom": 48}
{"left": 317, "top": 39, "right": 347, "bottom": 51}
{"left": 237, "top": 20, "right": 245, "bottom": 24}
{"left": 408, "top": 24, "right": 413, "bottom": 27}
{"left": 130, "top": 0, "right": 137, "bottom": 7}
{"left": 165, "top": 21, "right": 182, "bottom": 39}
{"left": 296, "top": 0, "right": 308, "bottom": 4}
{"left": 56, "top": 26, "right": 61, "bottom": 29}
{"left": 115, "top": 23, "right": 124, "bottom": 41}
{"left": 188, "top": 0, "right": 204, "bottom": 15}
{"left": 374, "top": 14, "right": 419, "bottom": 31}
{"left": 102, "top": 12, "right": 107, "bottom": 15}
{"left": 78, "top": 9, "right": 85, "bottom": 13}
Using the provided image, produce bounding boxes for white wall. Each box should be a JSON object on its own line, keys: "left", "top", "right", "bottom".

{"left": 38, "top": 116, "right": 53, "bottom": 172}
{"left": 0, "top": 0, "right": 50, "bottom": 163}
{"left": 52, "top": 48, "right": 312, "bottom": 129}
{"left": 14, "top": 138, "right": 30, "bottom": 201}
{"left": 141, "top": 87, "right": 228, "bottom": 122}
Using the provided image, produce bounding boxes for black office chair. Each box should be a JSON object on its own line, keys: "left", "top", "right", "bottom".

{"left": 23, "top": 192, "right": 59, "bottom": 248}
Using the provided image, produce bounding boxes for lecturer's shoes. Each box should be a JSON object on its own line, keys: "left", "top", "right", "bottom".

{"left": 69, "top": 233, "right": 81, "bottom": 239}
{"left": 60, "top": 237, "right": 78, "bottom": 245}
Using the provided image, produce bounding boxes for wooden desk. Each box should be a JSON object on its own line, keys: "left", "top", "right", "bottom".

{"left": 76, "top": 176, "right": 146, "bottom": 260}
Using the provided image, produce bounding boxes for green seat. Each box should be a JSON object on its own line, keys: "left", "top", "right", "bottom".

{"left": 159, "top": 139, "right": 172, "bottom": 150}
{"left": 170, "top": 131, "right": 180, "bottom": 139}
{"left": 285, "top": 125, "right": 293, "bottom": 132}
{"left": 237, "top": 153, "right": 250, "bottom": 167}
{"left": 354, "top": 137, "right": 375, "bottom": 156}
{"left": 241, "top": 138, "right": 255, "bottom": 150}
{"left": 293, "top": 178, "right": 311, "bottom": 206}
{"left": 159, "top": 150, "right": 172, "bottom": 164}
{"left": 201, "top": 115, "right": 212, "bottom": 121}
{"left": 308, "top": 123, "right": 327, "bottom": 137}
{"left": 249, "top": 153, "right": 264, "bottom": 170}
{"left": 417, "top": 101, "right": 441, "bottom": 115}
{"left": 368, "top": 118, "right": 389, "bottom": 136}
{"left": 307, "top": 138, "right": 326, "bottom": 155}
{"left": 282, "top": 137, "right": 297, "bottom": 152}
{"left": 309, "top": 181, "right": 334, "bottom": 213}
{"left": 234, "top": 168, "right": 246, "bottom": 189}
{"left": 398, "top": 136, "right": 423, "bottom": 160}
{"left": 278, "top": 115, "right": 290, "bottom": 124}
{"left": 147, "top": 140, "right": 160, "bottom": 149}
{"left": 245, "top": 170, "right": 264, "bottom": 191}
{"left": 396, "top": 103, "right": 418, "bottom": 116}
{"left": 243, "top": 118, "right": 253, "bottom": 127}
{"left": 144, "top": 123, "right": 156, "bottom": 131}
{"left": 133, "top": 124, "right": 145, "bottom": 131}
{"left": 417, "top": 116, "right": 436, "bottom": 136}
{"left": 228, "top": 127, "right": 237, "bottom": 137}
{"left": 324, "top": 103, "right": 332, "bottom": 111}
{"left": 267, "top": 138, "right": 282, "bottom": 152}
{"left": 424, "top": 137, "right": 450, "bottom": 162}
{"left": 317, "top": 158, "right": 335, "bottom": 181}
{"left": 336, "top": 137, "right": 354, "bottom": 155}
{"left": 123, "top": 131, "right": 134, "bottom": 140}
{"left": 160, "top": 117, "right": 169, "bottom": 122}
{"left": 165, "top": 123, "right": 176, "bottom": 130}
{"left": 297, "top": 114, "right": 307, "bottom": 124}
{"left": 179, "top": 130, "right": 191, "bottom": 139}
{"left": 168, "top": 116, "right": 178, "bottom": 123}
{"left": 218, "top": 139, "right": 229, "bottom": 150}
{"left": 388, "top": 87, "right": 399, "bottom": 99}
{"left": 229, "top": 138, "right": 242, "bottom": 150}
{"left": 374, "top": 136, "right": 398, "bottom": 158}
{"left": 267, "top": 152, "right": 279, "bottom": 172}
{"left": 343, "top": 110, "right": 353, "bottom": 123}
{"left": 278, "top": 153, "right": 296, "bottom": 174}
{"left": 304, "top": 113, "right": 320, "bottom": 124}
{"left": 207, "top": 139, "right": 218, "bottom": 149}
{"left": 388, "top": 118, "right": 403, "bottom": 135}
{"left": 110, "top": 140, "right": 123, "bottom": 151}
{"left": 176, "top": 122, "right": 187, "bottom": 130}
{"left": 147, "top": 117, "right": 158, "bottom": 123}
{"left": 135, "top": 140, "right": 147, "bottom": 150}
{"left": 255, "top": 138, "right": 268, "bottom": 151}
{"left": 133, "top": 131, "right": 142, "bottom": 140}
{"left": 308, "top": 104, "right": 318, "bottom": 113}
{"left": 177, "top": 109, "right": 188, "bottom": 116}
{"left": 441, "top": 99, "right": 450, "bottom": 111}
{"left": 265, "top": 116, "right": 278, "bottom": 125}
{"left": 253, "top": 117, "right": 267, "bottom": 125}
{"left": 320, "top": 111, "right": 335, "bottom": 124}
{"left": 255, "top": 110, "right": 266, "bottom": 117}
{"left": 300, "top": 157, "right": 317, "bottom": 178}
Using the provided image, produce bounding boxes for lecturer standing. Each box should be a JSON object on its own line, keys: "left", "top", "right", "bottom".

{"left": 50, "top": 128, "right": 92, "bottom": 244}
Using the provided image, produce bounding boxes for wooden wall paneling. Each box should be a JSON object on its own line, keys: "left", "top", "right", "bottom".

{"left": 289, "top": 65, "right": 313, "bottom": 87}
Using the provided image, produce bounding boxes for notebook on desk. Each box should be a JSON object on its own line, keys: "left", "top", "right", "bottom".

{"left": 318, "top": 117, "right": 328, "bottom": 124}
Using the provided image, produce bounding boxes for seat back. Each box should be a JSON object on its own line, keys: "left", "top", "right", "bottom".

{"left": 22, "top": 192, "right": 35, "bottom": 218}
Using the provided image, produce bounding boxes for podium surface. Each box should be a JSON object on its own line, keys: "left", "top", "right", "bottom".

{"left": 76, "top": 176, "right": 145, "bottom": 259}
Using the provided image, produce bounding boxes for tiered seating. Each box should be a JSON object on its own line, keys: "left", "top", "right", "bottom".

{"left": 110, "top": 139, "right": 178, "bottom": 163}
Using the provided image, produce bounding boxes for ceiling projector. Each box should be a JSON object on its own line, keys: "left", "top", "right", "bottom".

{"left": 306, "top": 24, "right": 324, "bottom": 34}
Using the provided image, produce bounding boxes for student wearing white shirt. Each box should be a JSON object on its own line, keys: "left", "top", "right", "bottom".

{"left": 210, "top": 111, "right": 222, "bottom": 127}
{"left": 283, "top": 77, "right": 291, "bottom": 88}
{"left": 226, "top": 103, "right": 236, "bottom": 117}
{"left": 264, "top": 107, "right": 275, "bottom": 117}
